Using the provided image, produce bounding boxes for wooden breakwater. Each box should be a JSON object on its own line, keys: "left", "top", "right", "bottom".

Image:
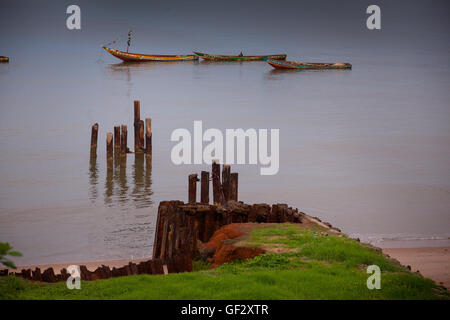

{"left": 0, "top": 256, "right": 192, "bottom": 282}
{"left": 152, "top": 162, "right": 311, "bottom": 263}
{"left": 152, "top": 200, "right": 306, "bottom": 262}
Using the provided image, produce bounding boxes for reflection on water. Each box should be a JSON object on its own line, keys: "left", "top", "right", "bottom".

{"left": 107, "top": 60, "right": 199, "bottom": 72}
{"left": 131, "top": 153, "right": 153, "bottom": 208}
{"left": 89, "top": 157, "right": 99, "bottom": 203}
{"left": 90, "top": 154, "right": 153, "bottom": 210}
{"left": 264, "top": 68, "right": 353, "bottom": 80}
{"left": 106, "top": 61, "right": 199, "bottom": 98}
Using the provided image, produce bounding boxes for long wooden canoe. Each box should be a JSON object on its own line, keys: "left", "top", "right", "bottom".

{"left": 0, "top": 56, "right": 9, "bottom": 63}
{"left": 103, "top": 47, "right": 199, "bottom": 62}
{"left": 194, "top": 52, "right": 286, "bottom": 61}
{"left": 265, "top": 58, "right": 351, "bottom": 70}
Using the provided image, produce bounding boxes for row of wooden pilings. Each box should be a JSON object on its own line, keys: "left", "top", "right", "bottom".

{"left": 152, "top": 162, "right": 307, "bottom": 263}
{"left": 0, "top": 255, "right": 192, "bottom": 282}
{"left": 89, "top": 100, "right": 152, "bottom": 165}
{"left": 188, "top": 161, "right": 238, "bottom": 205}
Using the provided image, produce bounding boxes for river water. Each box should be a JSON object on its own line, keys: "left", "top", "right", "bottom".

{"left": 0, "top": 1, "right": 449, "bottom": 265}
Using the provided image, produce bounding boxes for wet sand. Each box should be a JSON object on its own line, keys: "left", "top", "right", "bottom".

{"left": 383, "top": 247, "right": 450, "bottom": 288}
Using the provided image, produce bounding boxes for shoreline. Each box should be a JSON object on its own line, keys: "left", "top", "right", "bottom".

{"left": 382, "top": 247, "right": 449, "bottom": 288}
{"left": 8, "top": 257, "right": 152, "bottom": 274}
{"left": 7, "top": 246, "right": 449, "bottom": 289}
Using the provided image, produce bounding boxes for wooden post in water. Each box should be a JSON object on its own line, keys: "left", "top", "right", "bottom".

{"left": 212, "top": 160, "right": 222, "bottom": 205}
{"left": 222, "top": 164, "right": 231, "bottom": 202}
{"left": 188, "top": 174, "right": 198, "bottom": 204}
{"left": 200, "top": 171, "right": 209, "bottom": 204}
{"left": 90, "top": 123, "right": 99, "bottom": 157}
{"left": 120, "top": 125, "right": 127, "bottom": 155}
{"left": 139, "top": 120, "right": 145, "bottom": 151}
{"left": 145, "top": 118, "right": 152, "bottom": 157}
{"left": 134, "top": 100, "right": 141, "bottom": 152}
{"left": 230, "top": 173, "right": 238, "bottom": 201}
{"left": 106, "top": 133, "right": 113, "bottom": 160}
{"left": 114, "top": 126, "right": 121, "bottom": 152}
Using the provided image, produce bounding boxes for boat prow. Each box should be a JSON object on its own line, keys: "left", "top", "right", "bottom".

{"left": 265, "top": 58, "right": 352, "bottom": 70}
{"left": 103, "top": 47, "right": 199, "bottom": 62}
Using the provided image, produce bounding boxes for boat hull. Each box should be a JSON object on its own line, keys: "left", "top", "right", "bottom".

{"left": 266, "top": 58, "right": 352, "bottom": 70}
{"left": 103, "top": 47, "right": 199, "bottom": 62}
{"left": 194, "top": 52, "right": 286, "bottom": 61}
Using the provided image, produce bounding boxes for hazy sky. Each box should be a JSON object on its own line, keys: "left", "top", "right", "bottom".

{"left": 0, "top": 0, "right": 449, "bottom": 54}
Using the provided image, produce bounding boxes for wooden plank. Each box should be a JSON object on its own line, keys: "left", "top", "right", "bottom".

{"left": 222, "top": 164, "right": 231, "bottom": 202}
{"left": 188, "top": 174, "right": 198, "bottom": 204}
{"left": 230, "top": 172, "right": 238, "bottom": 201}
{"left": 200, "top": 171, "right": 209, "bottom": 204}
{"left": 212, "top": 160, "right": 223, "bottom": 205}
{"left": 106, "top": 133, "right": 113, "bottom": 160}
{"left": 120, "top": 125, "right": 127, "bottom": 155}
{"left": 160, "top": 208, "right": 170, "bottom": 261}
{"left": 138, "top": 119, "right": 145, "bottom": 151}
{"left": 145, "top": 118, "right": 152, "bottom": 156}
{"left": 114, "top": 126, "right": 121, "bottom": 151}
{"left": 90, "top": 123, "right": 99, "bottom": 157}
{"left": 134, "top": 100, "right": 141, "bottom": 152}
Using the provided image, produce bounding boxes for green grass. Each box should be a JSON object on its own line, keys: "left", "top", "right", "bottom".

{"left": 1, "top": 223, "right": 448, "bottom": 300}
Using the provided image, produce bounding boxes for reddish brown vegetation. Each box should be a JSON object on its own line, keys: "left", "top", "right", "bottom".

{"left": 203, "top": 223, "right": 266, "bottom": 268}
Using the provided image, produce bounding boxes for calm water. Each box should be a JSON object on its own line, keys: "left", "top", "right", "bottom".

{"left": 1, "top": 1, "right": 450, "bottom": 265}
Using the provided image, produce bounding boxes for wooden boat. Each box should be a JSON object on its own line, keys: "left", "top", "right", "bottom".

{"left": 0, "top": 56, "right": 9, "bottom": 63}
{"left": 103, "top": 47, "right": 199, "bottom": 62}
{"left": 265, "top": 58, "right": 351, "bottom": 70}
{"left": 194, "top": 52, "right": 286, "bottom": 61}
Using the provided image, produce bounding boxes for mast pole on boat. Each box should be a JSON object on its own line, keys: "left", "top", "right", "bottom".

{"left": 127, "top": 30, "right": 132, "bottom": 53}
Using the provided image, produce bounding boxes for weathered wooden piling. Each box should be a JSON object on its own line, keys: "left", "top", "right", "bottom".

{"left": 32, "top": 267, "right": 42, "bottom": 281}
{"left": 139, "top": 120, "right": 145, "bottom": 151}
{"left": 222, "top": 164, "right": 231, "bottom": 202}
{"left": 200, "top": 171, "right": 210, "bottom": 204}
{"left": 188, "top": 174, "right": 198, "bottom": 203}
{"left": 230, "top": 173, "right": 238, "bottom": 201}
{"left": 212, "top": 160, "right": 223, "bottom": 204}
{"left": 90, "top": 123, "right": 99, "bottom": 157}
{"left": 134, "top": 100, "right": 141, "bottom": 152}
{"left": 42, "top": 268, "right": 57, "bottom": 283}
{"left": 106, "top": 133, "right": 113, "bottom": 160}
{"left": 120, "top": 125, "right": 127, "bottom": 155}
{"left": 145, "top": 118, "right": 152, "bottom": 157}
{"left": 114, "top": 126, "right": 121, "bottom": 151}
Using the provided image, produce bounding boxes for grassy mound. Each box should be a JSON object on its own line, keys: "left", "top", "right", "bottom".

{"left": 1, "top": 223, "right": 448, "bottom": 300}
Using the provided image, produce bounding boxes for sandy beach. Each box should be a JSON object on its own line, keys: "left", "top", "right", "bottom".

{"left": 383, "top": 247, "right": 450, "bottom": 288}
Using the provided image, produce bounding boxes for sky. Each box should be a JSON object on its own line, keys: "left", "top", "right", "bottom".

{"left": 0, "top": 0, "right": 449, "bottom": 55}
